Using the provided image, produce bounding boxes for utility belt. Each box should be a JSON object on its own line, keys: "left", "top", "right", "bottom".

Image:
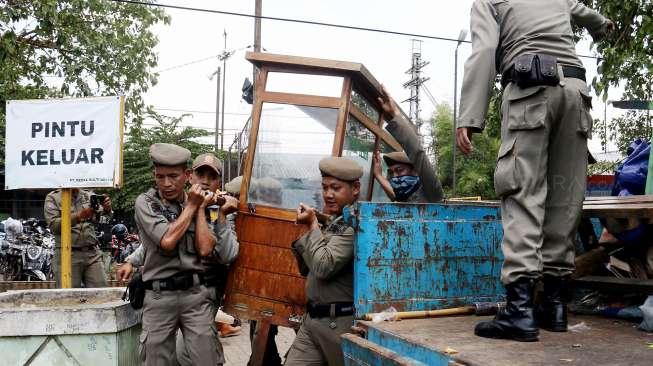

{"left": 501, "top": 54, "right": 586, "bottom": 89}
{"left": 306, "top": 302, "right": 355, "bottom": 319}
{"left": 144, "top": 272, "right": 206, "bottom": 291}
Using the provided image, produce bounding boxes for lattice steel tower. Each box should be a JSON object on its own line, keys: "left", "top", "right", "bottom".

{"left": 403, "top": 39, "right": 430, "bottom": 146}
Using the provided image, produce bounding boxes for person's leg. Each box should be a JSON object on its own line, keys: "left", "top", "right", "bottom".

{"left": 476, "top": 84, "right": 552, "bottom": 342}
{"left": 538, "top": 78, "right": 590, "bottom": 331}
{"left": 178, "top": 285, "right": 218, "bottom": 366}
{"left": 284, "top": 317, "right": 325, "bottom": 366}
{"left": 310, "top": 315, "right": 354, "bottom": 366}
{"left": 141, "top": 289, "right": 179, "bottom": 365}
{"left": 82, "top": 249, "right": 108, "bottom": 287}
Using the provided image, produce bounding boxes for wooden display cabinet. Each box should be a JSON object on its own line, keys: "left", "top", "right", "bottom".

{"left": 223, "top": 53, "right": 403, "bottom": 360}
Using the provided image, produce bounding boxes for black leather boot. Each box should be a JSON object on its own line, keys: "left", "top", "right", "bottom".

{"left": 535, "top": 275, "right": 568, "bottom": 332}
{"left": 474, "top": 278, "right": 539, "bottom": 342}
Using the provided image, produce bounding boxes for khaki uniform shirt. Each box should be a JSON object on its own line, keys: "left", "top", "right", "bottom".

{"left": 386, "top": 115, "right": 444, "bottom": 203}
{"left": 292, "top": 215, "right": 354, "bottom": 304}
{"left": 126, "top": 211, "right": 239, "bottom": 268}
{"left": 134, "top": 188, "right": 209, "bottom": 282}
{"left": 458, "top": 0, "right": 609, "bottom": 131}
{"left": 44, "top": 189, "right": 102, "bottom": 248}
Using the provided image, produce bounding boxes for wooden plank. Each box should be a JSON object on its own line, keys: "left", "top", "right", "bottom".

{"left": 260, "top": 90, "right": 342, "bottom": 109}
{"left": 359, "top": 315, "right": 652, "bottom": 366}
{"left": 239, "top": 67, "right": 268, "bottom": 210}
{"left": 573, "top": 275, "right": 653, "bottom": 294}
{"left": 582, "top": 203, "right": 653, "bottom": 218}
{"left": 350, "top": 105, "right": 402, "bottom": 152}
{"left": 584, "top": 195, "right": 653, "bottom": 204}
{"left": 333, "top": 76, "right": 352, "bottom": 156}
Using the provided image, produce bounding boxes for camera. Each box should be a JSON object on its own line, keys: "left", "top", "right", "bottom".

{"left": 90, "top": 194, "right": 108, "bottom": 212}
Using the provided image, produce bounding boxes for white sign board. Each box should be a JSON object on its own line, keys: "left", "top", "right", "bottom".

{"left": 4, "top": 96, "right": 124, "bottom": 189}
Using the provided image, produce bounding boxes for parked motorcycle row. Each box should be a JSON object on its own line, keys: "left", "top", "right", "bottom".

{"left": 0, "top": 218, "right": 140, "bottom": 282}
{"left": 0, "top": 218, "right": 55, "bottom": 281}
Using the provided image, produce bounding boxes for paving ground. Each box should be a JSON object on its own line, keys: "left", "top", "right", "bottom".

{"left": 221, "top": 322, "right": 296, "bottom": 366}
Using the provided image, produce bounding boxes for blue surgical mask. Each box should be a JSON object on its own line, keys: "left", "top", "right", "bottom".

{"left": 390, "top": 175, "right": 421, "bottom": 201}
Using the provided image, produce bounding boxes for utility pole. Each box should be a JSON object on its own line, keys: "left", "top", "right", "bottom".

{"left": 220, "top": 29, "right": 227, "bottom": 152}
{"left": 402, "top": 39, "right": 430, "bottom": 146}
{"left": 452, "top": 29, "right": 468, "bottom": 197}
{"left": 214, "top": 67, "right": 221, "bottom": 151}
{"left": 253, "top": 0, "right": 262, "bottom": 86}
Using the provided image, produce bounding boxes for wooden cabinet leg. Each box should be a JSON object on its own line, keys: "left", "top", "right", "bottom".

{"left": 250, "top": 320, "right": 272, "bottom": 366}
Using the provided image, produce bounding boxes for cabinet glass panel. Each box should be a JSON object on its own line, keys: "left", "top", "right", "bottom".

{"left": 248, "top": 103, "right": 337, "bottom": 210}
{"left": 342, "top": 115, "right": 376, "bottom": 200}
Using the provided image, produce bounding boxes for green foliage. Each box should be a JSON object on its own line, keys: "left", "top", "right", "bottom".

{"left": 581, "top": 0, "right": 653, "bottom": 100}
{"left": 587, "top": 159, "right": 619, "bottom": 175}
{"left": 433, "top": 85, "right": 502, "bottom": 199}
{"left": 0, "top": 0, "right": 169, "bottom": 165}
{"left": 112, "top": 112, "right": 215, "bottom": 215}
{"left": 593, "top": 111, "right": 653, "bottom": 154}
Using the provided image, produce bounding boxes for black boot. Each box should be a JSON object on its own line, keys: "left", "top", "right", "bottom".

{"left": 535, "top": 275, "right": 568, "bottom": 332}
{"left": 475, "top": 278, "right": 539, "bottom": 342}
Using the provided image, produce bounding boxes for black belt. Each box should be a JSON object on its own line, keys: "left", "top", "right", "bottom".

{"left": 144, "top": 272, "right": 205, "bottom": 291}
{"left": 306, "top": 302, "right": 355, "bottom": 319}
{"left": 501, "top": 65, "right": 586, "bottom": 89}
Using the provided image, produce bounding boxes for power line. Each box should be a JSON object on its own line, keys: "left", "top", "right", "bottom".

{"left": 108, "top": 0, "right": 602, "bottom": 60}
{"left": 155, "top": 54, "right": 219, "bottom": 73}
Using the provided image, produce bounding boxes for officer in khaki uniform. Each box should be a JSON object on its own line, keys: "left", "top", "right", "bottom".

{"left": 285, "top": 157, "right": 362, "bottom": 366}
{"left": 135, "top": 143, "right": 218, "bottom": 365}
{"left": 454, "top": 0, "right": 613, "bottom": 341}
{"left": 374, "top": 92, "right": 444, "bottom": 203}
{"left": 44, "top": 188, "right": 110, "bottom": 288}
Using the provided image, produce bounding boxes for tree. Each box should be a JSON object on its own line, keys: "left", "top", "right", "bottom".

{"left": 111, "top": 112, "right": 215, "bottom": 216}
{"left": 433, "top": 91, "right": 502, "bottom": 199}
{"left": 580, "top": 0, "right": 653, "bottom": 155}
{"left": 0, "top": 0, "right": 169, "bottom": 164}
{"left": 582, "top": 0, "right": 653, "bottom": 100}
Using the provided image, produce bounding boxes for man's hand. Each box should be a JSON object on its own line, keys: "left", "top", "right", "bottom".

{"left": 220, "top": 195, "right": 239, "bottom": 215}
{"left": 76, "top": 207, "right": 95, "bottom": 222}
{"left": 187, "top": 184, "right": 205, "bottom": 208}
{"left": 296, "top": 203, "right": 319, "bottom": 230}
{"left": 102, "top": 196, "right": 112, "bottom": 213}
{"left": 377, "top": 85, "right": 401, "bottom": 121}
{"left": 373, "top": 151, "right": 383, "bottom": 178}
{"left": 456, "top": 127, "right": 474, "bottom": 156}
{"left": 200, "top": 189, "right": 214, "bottom": 209}
{"left": 117, "top": 262, "right": 134, "bottom": 282}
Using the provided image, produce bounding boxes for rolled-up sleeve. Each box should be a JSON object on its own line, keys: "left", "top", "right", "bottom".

{"left": 568, "top": 0, "right": 609, "bottom": 41}
{"left": 458, "top": 0, "right": 500, "bottom": 131}
{"left": 297, "top": 227, "right": 354, "bottom": 280}
{"left": 212, "top": 220, "right": 239, "bottom": 264}
{"left": 133, "top": 195, "right": 169, "bottom": 248}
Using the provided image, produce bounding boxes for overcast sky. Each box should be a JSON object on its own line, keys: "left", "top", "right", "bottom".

{"left": 143, "top": 0, "right": 624, "bottom": 157}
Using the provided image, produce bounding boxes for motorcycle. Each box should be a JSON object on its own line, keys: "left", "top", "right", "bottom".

{"left": 0, "top": 218, "right": 55, "bottom": 281}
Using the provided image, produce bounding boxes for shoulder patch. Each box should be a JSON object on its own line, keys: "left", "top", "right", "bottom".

{"left": 327, "top": 221, "right": 349, "bottom": 235}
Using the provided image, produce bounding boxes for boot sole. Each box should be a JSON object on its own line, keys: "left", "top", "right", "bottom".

{"left": 475, "top": 328, "right": 539, "bottom": 342}
{"left": 540, "top": 324, "right": 567, "bottom": 332}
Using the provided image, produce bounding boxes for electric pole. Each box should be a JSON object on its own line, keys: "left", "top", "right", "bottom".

{"left": 253, "top": 0, "right": 262, "bottom": 84}
{"left": 220, "top": 29, "right": 227, "bottom": 152}
{"left": 214, "top": 67, "right": 221, "bottom": 151}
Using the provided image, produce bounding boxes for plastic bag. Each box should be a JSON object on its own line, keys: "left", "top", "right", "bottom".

{"left": 638, "top": 296, "right": 653, "bottom": 332}
{"left": 371, "top": 306, "right": 398, "bottom": 323}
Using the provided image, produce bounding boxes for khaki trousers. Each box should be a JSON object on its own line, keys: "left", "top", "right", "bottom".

{"left": 139, "top": 285, "right": 217, "bottom": 366}
{"left": 175, "top": 286, "right": 225, "bottom": 366}
{"left": 53, "top": 247, "right": 107, "bottom": 288}
{"left": 495, "top": 77, "right": 592, "bottom": 284}
{"left": 284, "top": 314, "right": 353, "bottom": 366}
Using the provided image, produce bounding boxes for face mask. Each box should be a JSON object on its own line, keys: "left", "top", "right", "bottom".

{"left": 390, "top": 175, "right": 421, "bottom": 201}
